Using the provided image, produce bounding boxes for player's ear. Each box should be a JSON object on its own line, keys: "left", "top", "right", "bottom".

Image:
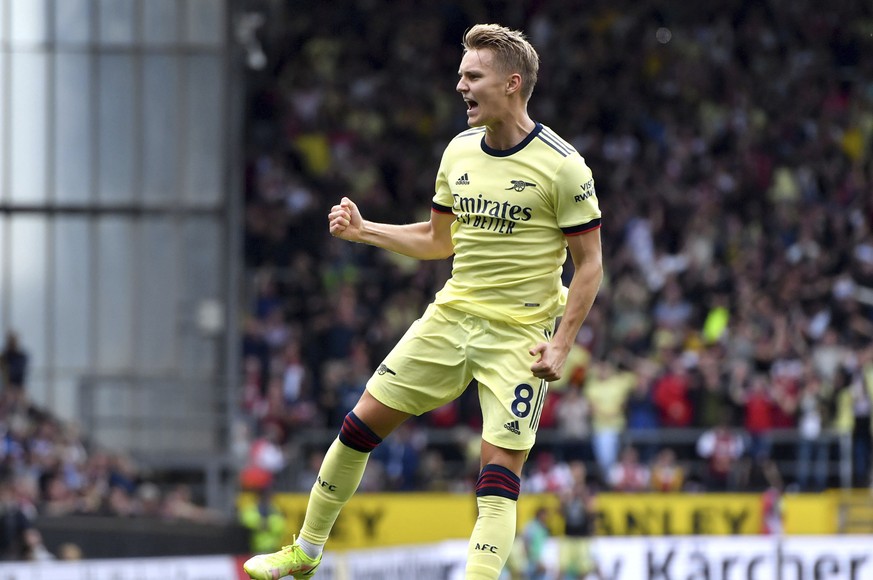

{"left": 506, "top": 73, "right": 522, "bottom": 95}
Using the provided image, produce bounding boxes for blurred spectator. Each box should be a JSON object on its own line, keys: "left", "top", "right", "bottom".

{"left": 56, "top": 542, "right": 83, "bottom": 561}
{"left": 652, "top": 355, "right": 694, "bottom": 429}
{"left": 241, "top": 317, "right": 271, "bottom": 397}
{"left": 525, "top": 451, "right": 573, "bottom": 495}
{"left": 732, "top": 369, "right": 782, "bottom": 489}
{"left": 850, "top": 346, "right": 873, "bottom": 487}
{"left": 607, "top": 446, "right": 650, "bottom": 492}
{"left": 761, "top": 486, "right": 784, "bottom": 536}
{"left": 22, "top": 528, "right": 54, "bottom": 561}
{"left": 811, "top": 328, "right": 851, "bottom": 385}
{"left": 40, "top": 474, "right": 79, "bottom": 517}
{"left": 554, "top": 383, "right": 592, "bottom": 463}
{"left": 162, "top": 484, "right": 222, "bottom": 523}
{"left": 649, "top": 448, "right": 685, "bottom": 493}
{"left": 795, "top": 369, "right": 831, "bottom": 491}
{"left": 696, "top": 416, "right": 745, "bottom": 492}
{"left": 691, "top": 349, "right": 734, "bottom": 430}
{"left": 0, "top": 476, "right": 34, "bottom": 560}
{"left": 290, "top": 449, "right": 325, "bottom": 493}
{"left": 136, "top": 482, "right": 163, "bottom": 518}
{"left": 625, "top": 360, "right": 660, "bottom": 463}
{"left": 0, "top": 332, "right": 28, "bottom": 391}
{"left": 240, "top": 422, "right": 287, "bottom": 492}
{"left": 417, "top": 450, "right": 452, "bottom": 492}
{"left": 521, "top": 507, "right": 551, "bottom": 580}
{"left": 239, "top": 487, "right": 287, "bottom": 555}
{"left": 558, "top": 462, "right": 601, "bottom": 580}
{"left": 103, "top": 485, "right": 136, "bottom": 518}
{"left": 584, "top": 361, "right": 636, "bottom": 478}
{"left": 370, "top": 422, "right": 423, "bottom": 491}
{"left": 830, "top": 364, "right": 857, "bottom": 487}
{"left": 652, "top": 278, "right": 693, "bottom": 332}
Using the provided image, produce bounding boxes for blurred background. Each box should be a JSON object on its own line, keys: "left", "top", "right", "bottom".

{"left": 0, "top": 0, "right": 871, "bottom": 577}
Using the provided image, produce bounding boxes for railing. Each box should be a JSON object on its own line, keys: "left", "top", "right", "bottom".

{"left": 273, "top": 425, "right": 856, "bottom": 492}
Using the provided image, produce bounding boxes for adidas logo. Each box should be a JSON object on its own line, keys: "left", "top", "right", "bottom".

{"left": 503, "top": 420, "right": 520, "bottom": 435}
{"left": 455, "top": 173, "right": 470, "bottom": 185}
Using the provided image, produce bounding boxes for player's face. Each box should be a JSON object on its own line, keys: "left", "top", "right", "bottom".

{"left": 456, "top": 48, "right": 511, "bottom": 127}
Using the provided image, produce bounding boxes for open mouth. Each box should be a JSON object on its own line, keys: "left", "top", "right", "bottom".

{"left": 465, "top": 99, "right": 479, "bottom": 114}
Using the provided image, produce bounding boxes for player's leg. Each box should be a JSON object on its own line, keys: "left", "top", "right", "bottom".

{"left": 243, "top": 391, "right": 410, "bottom": 580}
{"left": 299, "top": 305, "right": 469, "bottom": 552}
{"left": 465, "top": 316, "right": 554, "bottom": 580}
{"left": 245, "top": 304, "right": 470, "bottom": 579}
{"left": 466, "top": 441, "right": 526, "bottom": 580}
{"left": 297, "top": 390, "right": 411, "bottom": 553}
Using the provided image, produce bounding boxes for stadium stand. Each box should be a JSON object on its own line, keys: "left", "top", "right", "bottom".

{"left": 238, "top": 0, "right": 873, "bottom": 496}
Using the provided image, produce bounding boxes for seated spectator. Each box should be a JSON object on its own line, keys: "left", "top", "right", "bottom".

{"left": 696, "top": 416, "right": 745, "bottom": 491}
{"left": 607, "top": 446, "right": 650, "bottom": 492}
{"left": 650, "top": 448, "right": 685, "bottom": 492}
{"left": 525, "top": 452, "right": 573, "bottom": 495}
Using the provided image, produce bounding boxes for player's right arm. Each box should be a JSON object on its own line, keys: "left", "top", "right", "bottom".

{"left": 328, "top": 196, "right": 455, "bottom": 260}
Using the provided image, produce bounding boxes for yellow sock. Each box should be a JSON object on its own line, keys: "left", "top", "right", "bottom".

{"left": 298, "top": 437, "right": 370, "bottom": 546}
{"left": 465, "top": 495, "right": 517, "bottom": 579}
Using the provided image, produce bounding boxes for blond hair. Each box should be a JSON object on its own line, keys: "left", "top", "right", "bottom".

{"left": 463, "top": 24, "right": 540, "bottom": 101}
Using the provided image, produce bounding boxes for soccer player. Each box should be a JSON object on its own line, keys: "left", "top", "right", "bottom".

{"left": 243, "top": 23, "right": 603, "bottom": 580}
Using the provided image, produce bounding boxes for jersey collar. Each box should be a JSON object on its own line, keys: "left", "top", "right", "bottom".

{"left": 480, "top": 122, "right": 543, "bottom": 158}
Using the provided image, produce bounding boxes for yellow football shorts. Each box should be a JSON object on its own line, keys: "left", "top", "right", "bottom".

{"left": 366, "top": 303, "right": 553, "bottom": 451}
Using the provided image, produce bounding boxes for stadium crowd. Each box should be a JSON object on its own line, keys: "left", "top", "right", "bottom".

{"left": 238, "top": 0, "right": 873, "bottom": 496}
{"left": 0, "top": 332, "right": 222, "bottom": 560}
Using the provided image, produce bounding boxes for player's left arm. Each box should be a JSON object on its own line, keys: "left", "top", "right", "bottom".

{"left": 530, "top": 229, "right": 603, "bottom": 381}
{"left": 530, "top": 154, "right": 603, "bottom": 382}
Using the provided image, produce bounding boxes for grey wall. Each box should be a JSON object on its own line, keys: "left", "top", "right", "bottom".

{"left": 0, "top": 0, "right": 240, "bottom": 463}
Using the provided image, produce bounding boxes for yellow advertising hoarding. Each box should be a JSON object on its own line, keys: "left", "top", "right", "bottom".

{"left": 237, "top": 491, "right": 838, "bottom": 550}
{"left": 594, "top": 493, "right": 761, "bottom": 535}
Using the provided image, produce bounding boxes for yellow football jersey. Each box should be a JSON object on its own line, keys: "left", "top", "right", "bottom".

{"left": 432, "top": 123, "right": 601, "bottom": 324}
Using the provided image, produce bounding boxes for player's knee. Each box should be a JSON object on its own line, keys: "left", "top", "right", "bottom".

{"left": 337, "top": 411, "right": 383, "bottom": 453}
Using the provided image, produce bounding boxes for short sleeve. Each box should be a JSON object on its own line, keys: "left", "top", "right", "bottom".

{"left": 554, "top": 155, "right": 601, "bottom": 236}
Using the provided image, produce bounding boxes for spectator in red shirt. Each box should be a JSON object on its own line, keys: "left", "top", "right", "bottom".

{"left": 731, "top": 368, "right": 784, "bottom": 489}
{"left": 742, "top": 373, "right": 775, "bottom": 461}
{"left": 652, "top": 357, "right": 693, "bottom": 428}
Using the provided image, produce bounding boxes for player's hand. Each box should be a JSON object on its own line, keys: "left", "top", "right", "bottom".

{"left": 328, "top": 196, "right": 363, "bottom": 241}
{"left": 529, "top": 341, "right": 568, "bottom": 382}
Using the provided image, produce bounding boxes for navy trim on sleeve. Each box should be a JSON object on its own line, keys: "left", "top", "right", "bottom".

{"left": 562, "top": 218, "right": 602, "bottom": 236}
{"left": 432, "top": 202, "right": 453, "bottom": 214}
